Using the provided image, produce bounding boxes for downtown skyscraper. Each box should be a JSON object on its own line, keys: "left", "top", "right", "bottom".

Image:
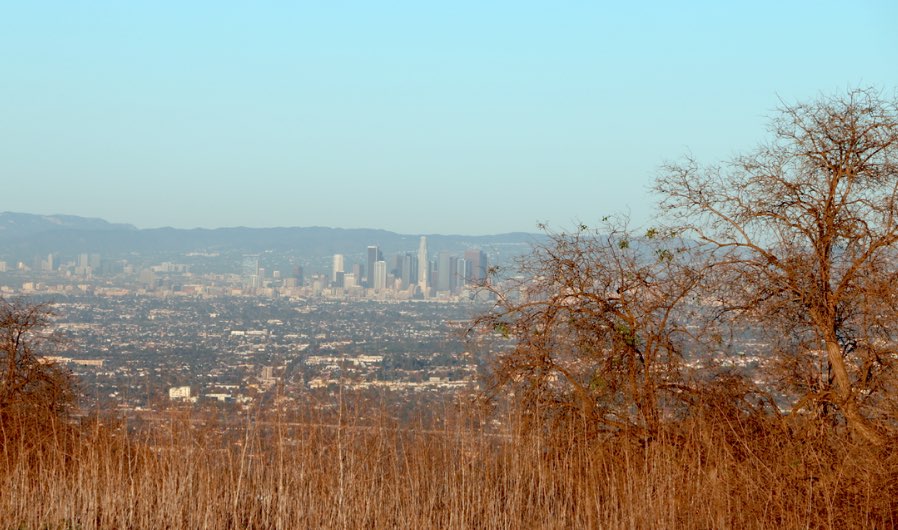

{"left": 464, "top": 248, "right": 488, "bottom": 283}
{"left": 332, "top": 254, "right": 344, "bottom": 283}
{"left": 417, "top": 236, "right": 428, "bottom": 296}
{"left": 366, "top": 245, "right": 383, "bottom": 288}
{"left": 373, "top": 260, "right": 387, "bottom": 291}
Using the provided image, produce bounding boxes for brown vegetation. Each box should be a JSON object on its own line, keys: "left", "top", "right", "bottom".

{"left": 0, "top": 298, "right": 74, "bottom": 427}
{"left": 1, "top": 398, "right": 897, "bottom": 529}
{"left": 3, "top": 88, "right": 898, "bottom": 528}
{"left": 474, "top": 217, "right": 714, "bottom": 438}
{"left": 656, "top": 88, "right": 898, "bottom": 444}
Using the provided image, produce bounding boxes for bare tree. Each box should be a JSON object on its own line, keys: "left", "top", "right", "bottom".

{"left": 475, "top": 219, "right": 710, "bottom": 435}
{"left": 655, "top": 88, "right": 898, "bottom": 445}
{"left": 0, "top": 298, "right": 73, "bottom": 416}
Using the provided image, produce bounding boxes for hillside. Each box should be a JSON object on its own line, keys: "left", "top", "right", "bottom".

{"left": 0, "top": 212, "right": 542, "bottom": 259}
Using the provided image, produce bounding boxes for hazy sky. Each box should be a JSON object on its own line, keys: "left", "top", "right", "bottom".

{"left": 2, "top": 2, "right": 897, "bottom": 234}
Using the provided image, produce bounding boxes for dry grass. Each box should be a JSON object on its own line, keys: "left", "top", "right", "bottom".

{"left": 1, "top": 399, "right": 896, "bottom": 529}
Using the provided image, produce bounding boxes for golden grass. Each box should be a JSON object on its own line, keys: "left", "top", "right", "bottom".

{"left": 1, "top": 400, "right": 896, "bottom": 529}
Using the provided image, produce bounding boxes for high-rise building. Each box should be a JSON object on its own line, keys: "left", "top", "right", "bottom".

{"left": 389, "top": 254, "right": 403, "bottom": 279}
{"left": 292, "top": 265, "right": 304, "bottom": 285}
{"left": 367, "top": 246, "right": 383, "bottom": 287}
{"left": 373, "top": 260, "right": 387, "bottom": 291}
{"left": 401, "top": 253, "right": 418, "bottom": 289}
{"left": 456, "top": 258, "right": 467, "bottom": 291}
{"left": 464, "top": 248, "right": 488, "bottom": 284}
{"left": 332, "top": 254, "right": 345, "bottom": 283}
{"left": 436, "top": 251, "right": 456, "bottom": 293}
{"left": 417, "top": 236, "right": 428, "bottom": 295}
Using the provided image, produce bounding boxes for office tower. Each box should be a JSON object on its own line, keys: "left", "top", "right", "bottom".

{"left": 417, "top": 236, "right": 428, "bottom": 294}
{"left": 401, "top": 253, "right": 418, "bottom": 289}
{"left": 292, "top": 265, "right": 304, "bottom": 285}
{"left": 332, "top": 254, "right": 345, "bottom": 283}
{"left": 352, "top": 263, "right": 364, "bottom": 283}
{"left": 334, "top": 271, "right": 345, "bottom": 288}
{"left": 436, "top": 251, "right": 455, "bottom": 293}
{"left": 449, "top": 256, "right": 460, "bottom": 293}
{"left": 429, "top": 259, "right": 437, "bottom": 290}
{"left": 367, "top": 246, "right": 383, "bottom": 287}
{"left": 344, "top": 272, "right": 357, "bottom": 289}
{"left": 373, "top": 260, "right": 387, "bottom": 290}
{"left": 390, "top": 254, "right": 403, "bottom": 278}
{"left": 464, "top": 248, "right": 488, "bottom": 284}
{"left": 456, "top": 258, "right": 467, "bottom": 291}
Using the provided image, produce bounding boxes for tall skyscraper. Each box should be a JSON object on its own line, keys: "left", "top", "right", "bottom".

{"left": 436, "top": 251, "right": 457, "bottom": 293}
{"left": 456, "top": 258, "right": 467, "bottom": 291}
{"left": 464, "top": 248, "right": 488, "bottom": 284}
{"left": 373, "top": 260, "right": 387, "bottom": 291}
{"left": 417, "top": 236, "right": 428, "bottom": 295}
{"left": 401, "top": 253, "right": 418, "bottom": 289}
{"left": 436, "top": 251, "right": 447, "bottom": 292}
{"left": 366, "top": 245, "right": 383, "bottom": 287}
{"left": 332, "top": 254, "right": 345, "bottom": 283}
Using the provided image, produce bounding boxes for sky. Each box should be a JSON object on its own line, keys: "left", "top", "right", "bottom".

{"left": 2, "top": 2, "right": 897, "bottom": 235}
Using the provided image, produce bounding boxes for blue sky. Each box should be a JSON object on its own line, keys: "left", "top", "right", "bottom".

{"left": 2, "top": 1, "right": 897, "bottom": 234}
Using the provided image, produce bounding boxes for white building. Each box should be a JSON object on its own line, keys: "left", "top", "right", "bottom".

{"left": 373, "top": 260, "right": 387, "bottom": 291}
{"left": 417, "top": 236, "right": 428, "bottom": 295}
{"left": 332, "top": 254, "right": 345, "bottom": 282}
{"left": 168, "top": 386, "right": 192, "bottom": 401}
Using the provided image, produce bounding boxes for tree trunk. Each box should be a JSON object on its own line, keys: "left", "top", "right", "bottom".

{"left": 824, "top": 339, "right": 885, "bottom": 445}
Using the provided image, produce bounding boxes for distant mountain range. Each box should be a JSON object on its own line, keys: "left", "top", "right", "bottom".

{"left": 0, "top": 212, "right": 137, "bottom": 239}
{"left": 0, "top": 212, "right": 542, "bottom": 260}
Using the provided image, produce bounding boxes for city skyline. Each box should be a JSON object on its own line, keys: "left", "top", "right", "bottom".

{"left": 0, "top": 212, "right": 497, "bottom": 302}
{"left": 330, "top": 237, "right": 487, "bottom": 298}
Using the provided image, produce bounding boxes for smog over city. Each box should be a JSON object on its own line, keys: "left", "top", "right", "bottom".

{"left": 2, "top": 2, "right": 898, "bottom": 528}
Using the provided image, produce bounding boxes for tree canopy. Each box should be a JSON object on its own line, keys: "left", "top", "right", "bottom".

{"left": 481, "top": 88, "right": 898, "bottom": 445}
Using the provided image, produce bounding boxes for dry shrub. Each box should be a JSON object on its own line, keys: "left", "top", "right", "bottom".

{"left": 1, "top": 393, "right": 896, "bottom": 529}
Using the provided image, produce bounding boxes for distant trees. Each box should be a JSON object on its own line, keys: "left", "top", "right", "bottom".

{"left": 481, "top": 88, "right": 898, "bottom": 444}
{"left": 0, "top": 298, "right": 73, "bottom": 418}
